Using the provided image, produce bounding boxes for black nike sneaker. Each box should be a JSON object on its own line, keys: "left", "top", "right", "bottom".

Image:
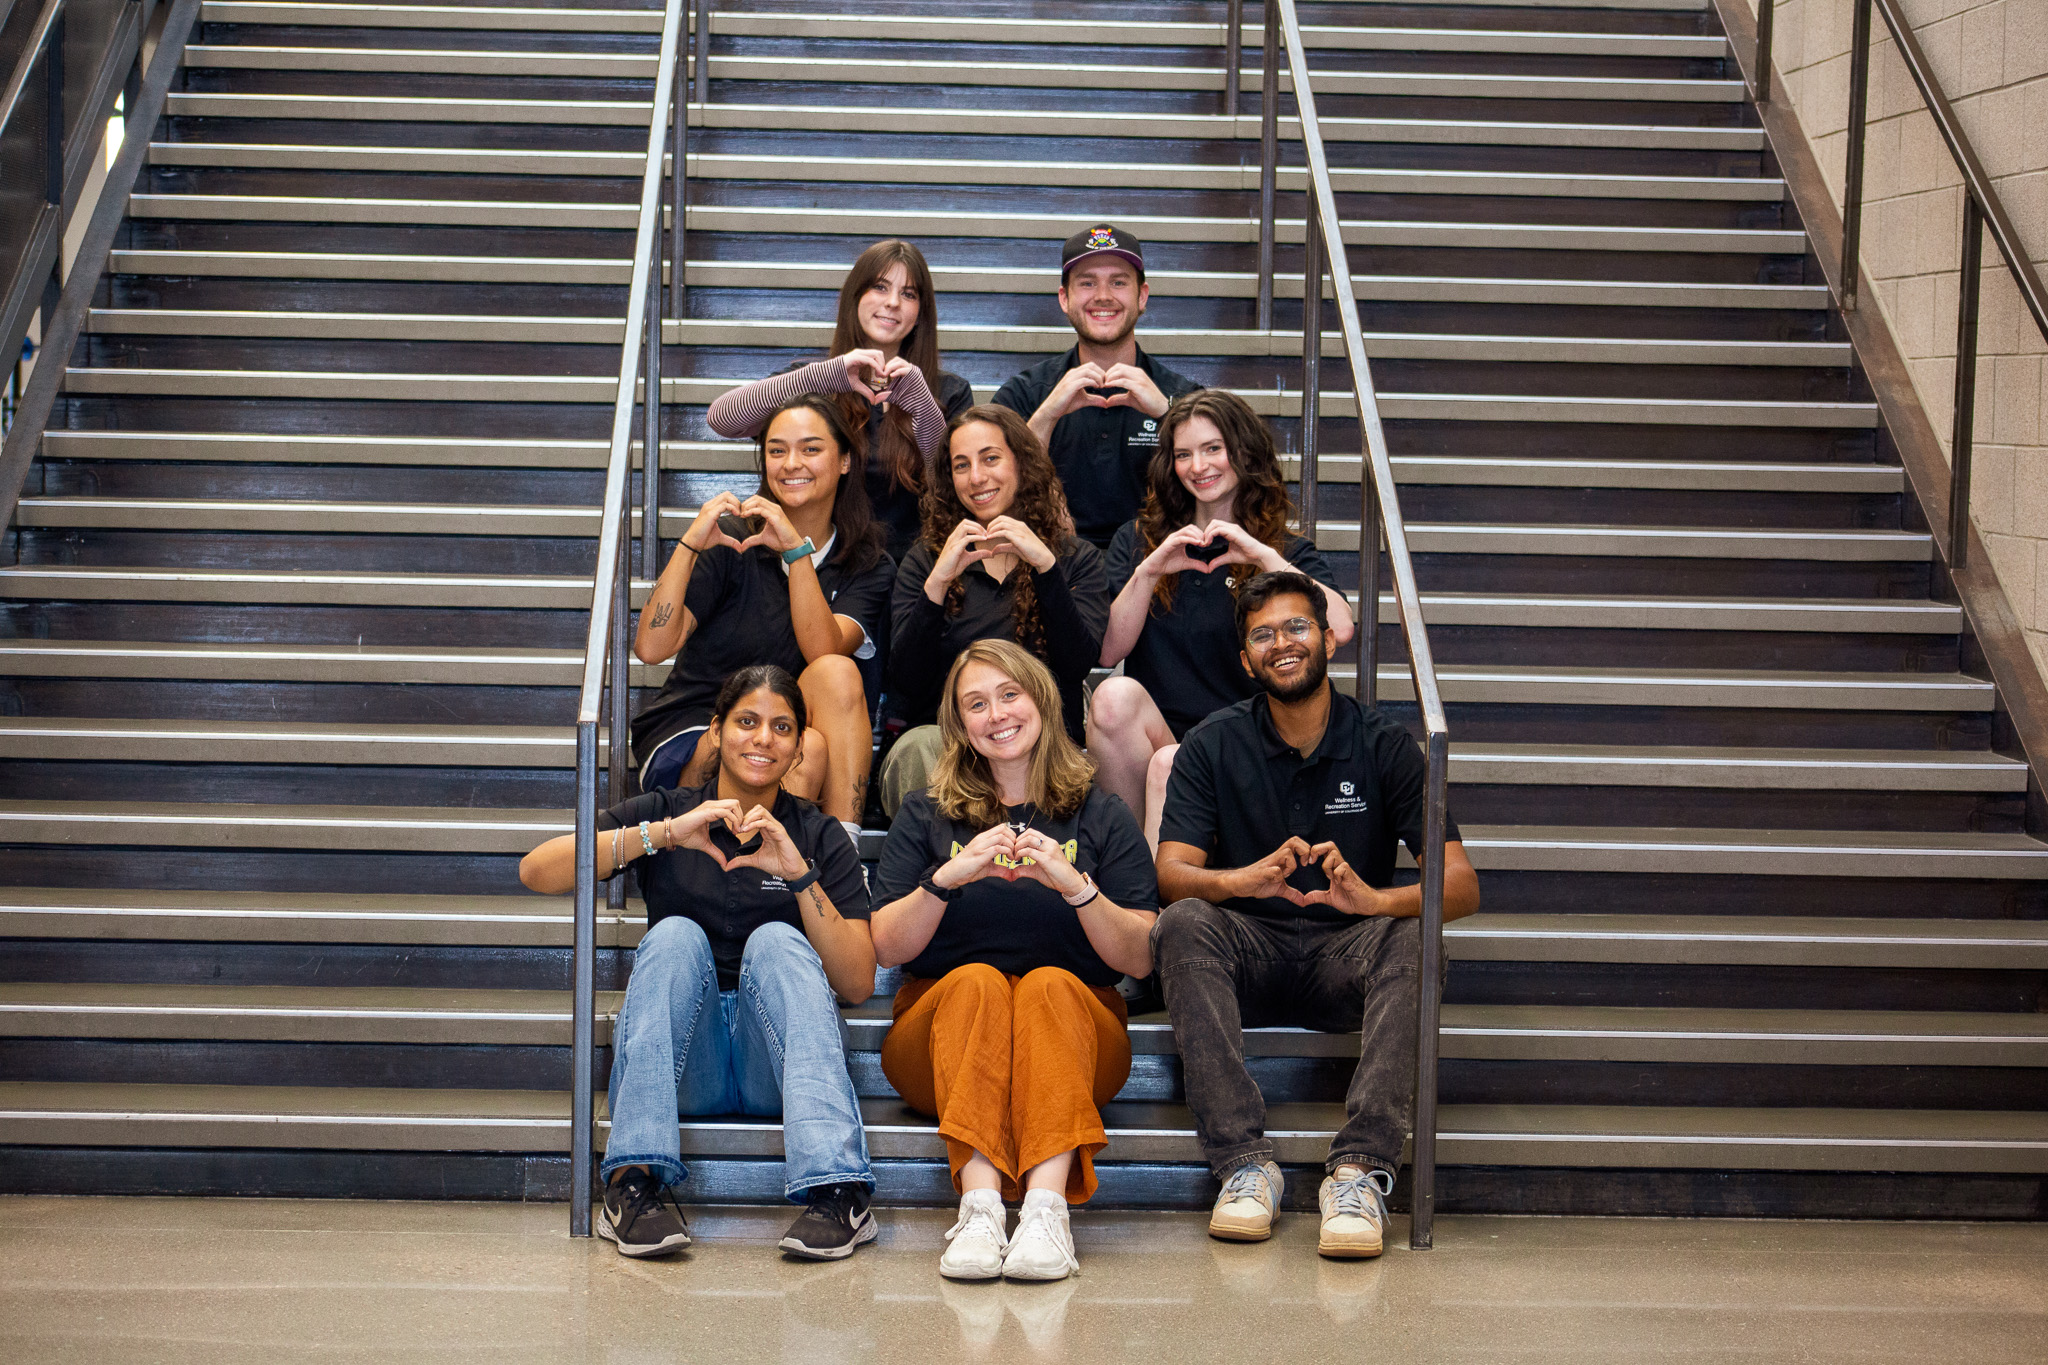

{"left": 778, "top": 1182, "right": 879, "bottom": 1260}
{"left": 599, "top": 1169, "right": 692, "bottom": 1257}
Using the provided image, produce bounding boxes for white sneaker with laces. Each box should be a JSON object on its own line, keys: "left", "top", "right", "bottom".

{"left": 1002, "top": 1189, "right": 1079, "bottom": 1281}
{"left": 939, "top": 1188, "right": 1009, "bottom": 1280}
{"left": 1317, "top": 1166, "right": 1394, "bottom": 1259}
{"left": 1208, "top": 1160, "right": 1284, "bottom": 1241}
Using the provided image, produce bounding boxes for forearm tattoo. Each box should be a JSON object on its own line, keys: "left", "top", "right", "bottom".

{"left": 649, "top": 601, "right": 674, "bottom": 628}
{"left": 805, "top": 885, "right": 831, "bottom": 921}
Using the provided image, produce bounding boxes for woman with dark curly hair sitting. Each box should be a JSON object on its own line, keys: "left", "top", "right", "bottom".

{"left": 880, "top": 404, "right": 1110, "bottom": 816}
{"left": 1089, "top": 390, "right": 1355, "bottom": 847}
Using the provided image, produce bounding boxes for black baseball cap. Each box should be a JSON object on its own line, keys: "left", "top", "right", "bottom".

{"left": 1061, "top": 224, "right": 1145, "bottom": 280}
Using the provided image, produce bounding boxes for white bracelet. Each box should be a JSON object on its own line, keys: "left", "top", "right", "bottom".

{"left": 1062, "top": 873, "right": 1098, "bottom": 907}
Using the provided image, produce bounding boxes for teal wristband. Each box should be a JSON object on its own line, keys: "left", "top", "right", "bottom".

{"left": 781, "top": 537, "right": 817, "bottom": 565}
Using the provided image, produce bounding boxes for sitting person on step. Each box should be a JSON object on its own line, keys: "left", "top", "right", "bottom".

{"left": 707, "top": 238, "right": 973, "bottom": 562}
{"left": 878, "top": 404, "right": 1109, "bottom": 818}
{"left": 1152, "top": 571, "right": 1480, "bottom": 1259}
{"left": 630, "top": 396, "right": 894, "bottom": 842}
{"left": 992, "top": 223, "right": 1200, "bottom": 550}
{"left": 519, "top": 666, "right": 879, "bottom": 1262}
{"left": 871, "top": 640, "right": 1158, "bottom": 1282}
{"left": 1091, "top": 388, "right": 1355, "bottom": 849}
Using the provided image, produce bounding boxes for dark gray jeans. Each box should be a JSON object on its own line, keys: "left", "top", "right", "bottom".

{"left": 1154, "top": 898, "right": 1425, "bottom": 1180}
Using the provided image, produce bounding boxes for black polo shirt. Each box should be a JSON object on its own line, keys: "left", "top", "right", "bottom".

{"left": 887, "top": 537, "right": 1110, "bottom": 741}
{"left": 1106, "top": 521, "right": 1340, "bottom": 739}
{"left": 1158, "top": 689, "right": 1460, "bottom": 923}
{"left": 601, "top": 781, "right": 871, "bottom": 991}
{"left": 874, "top": 786, "right": 1157, "bottom": 987}
{"left": 990, "top": 344, "right": 1200, "bottom": 549}
{"left": 629, "top": 536, "right": 895, "bottom": 762}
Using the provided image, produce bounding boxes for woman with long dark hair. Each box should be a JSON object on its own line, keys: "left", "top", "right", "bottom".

{"left": 1089, "top": 390, "right": 1355, "bottom": 845}
{"left": 521, "top": 666, "right": 878, "bottom": 1262}
{"left": 706, "top": 239, "right": 974, "bottom": 560}
{"left": 871, "top": 641, "right": 1157, "bottom": 1282}
{"left": 632, "top": 396, "right": 894, "bottom": 836}
{"left": 879, "top": 404, "right": 1110, "bottom": 815}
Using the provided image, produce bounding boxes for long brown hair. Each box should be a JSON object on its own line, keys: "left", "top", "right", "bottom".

{"left": 1136, "top": 389, "right": 1295, "bottom": 611}
{"left": 930, "top": 639, "right": 1095, "bottom": 827}
{"left": 922, "top": 405, "right": 1074, "bottom": 658}
{"left": 755, "top": 395, "right": 884, "bottom": 576}
{"left": 830, "top": 239, "right": 944, "bottom": 497}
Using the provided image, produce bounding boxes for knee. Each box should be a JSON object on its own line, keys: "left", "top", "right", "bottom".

{"left": 938, "top": 962, "right": 1012, "bottom": 1005}
{"left": 1145, "top": 743, "right": 1180, "bottom": 792}
{"left": 1153, "top": 897, "right": 1226, "bottom": 962}
{"left": 634, "top": 914, "right": 714, "bottom": 977}
{"left": 800, "top": 654, "right": 867, "bottom": 715}
{"left": 1086, "top": 677, "right": 1151, "bottom": 737}
{"left": 740, "top": 919, "right": 815, "bottom": 970}
{"left": 1014, "top": 966, "right": 1088, "bottom": 1011}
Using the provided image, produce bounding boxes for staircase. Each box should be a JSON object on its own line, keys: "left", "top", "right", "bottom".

{"left": 3, "top": 0, "right": 2046, "bottom": 1217}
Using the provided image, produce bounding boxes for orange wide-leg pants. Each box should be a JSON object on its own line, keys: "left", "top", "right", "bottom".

{"left": 880, "top": 963, "right": 1132, "bottom": 1204}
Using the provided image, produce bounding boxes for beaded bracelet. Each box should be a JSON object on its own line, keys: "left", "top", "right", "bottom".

{"left": 639, "top": 821, "right": 658, "bottom": 858}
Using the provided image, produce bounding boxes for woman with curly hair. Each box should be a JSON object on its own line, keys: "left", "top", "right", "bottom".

{"left": 871, "top": 640, "right": 1157, "bottom": 1281}
{"left": 706, "top": 240, "right": 973, "bottom": 561}
{"left": 880, "top": 405, "right": 1110, "bottom": 816}
{"left": 1089, "top": 390, "right": 1355, "bottom": 846}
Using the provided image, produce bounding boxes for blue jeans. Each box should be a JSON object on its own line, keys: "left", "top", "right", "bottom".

{"left": 601, "top": 915, "right": 872, "bottom": 1202}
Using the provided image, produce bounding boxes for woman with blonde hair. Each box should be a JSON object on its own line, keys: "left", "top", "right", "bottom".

{"left": 871, "top": 639, "right": 1157, "bottom": 1283}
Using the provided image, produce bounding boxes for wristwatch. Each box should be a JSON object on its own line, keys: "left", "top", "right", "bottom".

{"left": 781, "top": 537, "right": 817, "bottom": 565}
{"left": 786, "top": 859, "right": 822, "bottom": 896}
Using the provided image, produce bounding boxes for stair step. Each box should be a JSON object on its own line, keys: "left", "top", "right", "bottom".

{"left": 129, "top": 194, "right": 637, "bottom": 228}
{"left": 0, "top": 984, "right": 621, "bottom": 1045}
{"left": 166, "top": 92, "right": 651, "bottom": 124}
{"left": 5, "top": 802, "right": 2037, "bottom": 874}
{"left": 187, "top": 47, "right": 1746, "bottom": 100}
{"left": 83, "top": 313, "right": 1850, "bottom": 367}
{"left": 108, "top": 250, "right": 635, "bottom": 283}
{"left": 0, "top": 887, "right": 633, "bottom": 946}
{"left": 1447, "top": 914, "right": 2048, "bottom": 968}
{"left": 7, "top": 1083, "right": 2044, "bottom": 1172}
{"left": 58, "top": 370, "right": 1883, "bottom": 428}
{"left": 200, "top": 2, "right": 664, "bottom": 34}
{"left": 0, "top": 568, "right": 1957, "bottom": 634}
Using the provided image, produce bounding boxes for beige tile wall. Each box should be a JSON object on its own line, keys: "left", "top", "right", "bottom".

{"left": 1743, "top": 0, "right": 2047, "bottom": 676}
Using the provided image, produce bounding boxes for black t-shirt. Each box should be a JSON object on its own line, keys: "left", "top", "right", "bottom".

{"left": 875, "top": 786, "right": 1157, "bottom": 987}
{"left": 601, "top": 781, "right": 871, "bottom": 991}
{"left": 868, "top": 370, "right": 974, "bottom": 563}
{"left": 630, "top": 536, "right": 895, "bottom": 761}
{"left": 1158, "top": 690, "right": 1462, "bottom": 923}
{"left": 1106, "top": 522, "right": 1340, "bottom": 739}
{"left": 887, "top": 537, "right": 1110, "bottom": 741}
{"left": 991, "top": 345, "right": 1201, "bottom": 549}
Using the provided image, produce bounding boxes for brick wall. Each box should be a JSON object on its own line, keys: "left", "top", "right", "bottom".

{"left": 1747, "top": 0, "right": 2048, "bottom": 677}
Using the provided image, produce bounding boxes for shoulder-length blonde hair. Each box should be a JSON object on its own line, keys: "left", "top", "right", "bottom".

{"left": 928, "top": 639, "right": 1095, "bottom": 828}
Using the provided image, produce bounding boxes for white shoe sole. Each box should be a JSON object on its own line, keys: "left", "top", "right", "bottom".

{"left": 939, "top": 1256, "right": 1004, "bottom": 1281}
{"left": 598, "top": 1207, "right": 691, "bottom": 1257}
{"left": 1000, "top": 1261, "right": 1074, "bottom": 1282}
{"left": 779, "top": 1212, "right": 879, "bottom": 1261}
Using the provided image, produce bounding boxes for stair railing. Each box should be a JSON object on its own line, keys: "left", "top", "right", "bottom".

{"left": 1240, "top": 0, "right": 1455, "bottom": 1250}
{"left": 1746, "top": 0, "right": 2048, "bottom": 575}
{"left": 0, "top": 0, "right": 183, "bottom": 529}
{"left": 571, "top": 0, "right": 687, "bottom": 1239}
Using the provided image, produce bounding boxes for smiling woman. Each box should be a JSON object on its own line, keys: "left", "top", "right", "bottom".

{"left": 628, "top": 397, "right": 894, "bottom": 830}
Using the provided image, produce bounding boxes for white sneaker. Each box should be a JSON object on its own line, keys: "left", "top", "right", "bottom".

{"left": 1001, "top": 1189, "right": 1079, "bottom": 1281}
{"left": 939, "top": 1189, "right": 1009, "bottom": 1280}
{"left": 1208, "top": 1160, "right": 1284, "bottom": 1242}
{"left": 1317, "top": 1166, "right": 1393, "bottom": 1259}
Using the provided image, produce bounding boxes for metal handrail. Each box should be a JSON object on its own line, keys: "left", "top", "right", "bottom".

{"left": 570, "top": 0, "right": 686, "bottom": 1239}
{"left": 1255, "top": 0, "right": 1454, "bottom": 1250}
{"left": 1749, "top": 0, "right": 2048, "bottom": 574}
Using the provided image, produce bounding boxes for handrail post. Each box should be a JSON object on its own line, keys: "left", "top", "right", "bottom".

{"left": 1751, "top": 0, "right": 1774, "bottom": 104}
{"left": 1223, "top": 0, "right": 1241, "bottom": 115}
{"left": 694, "top": 0, "right": 710, "bottom": 107}
{"left": 642, "top": 271, "right": 662, "bottom": 581}
{"left": 671, "top": 53, "right": 686, "bottom": 317}
{"left": 1255, "top": 2, "right": 1278, "bottom": 331}
{"left": 1298, "top": 199, "right": 1321, "bottom": 535}
{"left": 1839, "top": 0, "right": 1872, "bottom": 310}
{"left": 1409, "top": 730, "right": 1449, "bottom": 1250}
{"left": 570, "top": 721, "right": 598, "bottom": 1236}
{"left": 608, "top": 512, "right": 630, "bottom": 913}
{"left": 1948, "top": 192, "right": 1982, "bottom": 572}
{"left": 1358, "top": 468, "right": 1380, "bottom": 709}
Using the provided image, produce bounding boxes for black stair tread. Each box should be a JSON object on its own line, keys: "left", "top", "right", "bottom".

{"left": 1443, "top": 913, "right": 2048, "bottom": 967}
{"left": 0, "top": 886, "right": 640, "bottom": 945}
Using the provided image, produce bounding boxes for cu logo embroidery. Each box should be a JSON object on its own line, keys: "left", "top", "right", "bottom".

{"left": 1325, "top": 781, "right": 1370, "bottom": 816}
{"left": 1340, "top": 781, "right": 1355, "bottom": 796}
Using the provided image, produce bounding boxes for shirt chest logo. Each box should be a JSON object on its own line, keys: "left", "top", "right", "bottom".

{"left": 1130, "top": 418, "right": 1160, "bottom": 448}
{"left": 1324, "top": 780, "right": 1370, "bottom": 816}
{"left": 951, "top": 838, "right": 1079, "bottom": 868}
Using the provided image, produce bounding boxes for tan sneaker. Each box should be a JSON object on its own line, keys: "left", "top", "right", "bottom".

{"left": 1317, "top": 1167, "right": 1393, "bottom": 1259}
{"left": 1208, "top": 1160, "right": 1284, "bottom": 1242}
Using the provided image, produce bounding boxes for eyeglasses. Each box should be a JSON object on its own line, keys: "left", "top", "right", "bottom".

{"left": 1246, "top": 617, "right": 1316, "bottom": 651}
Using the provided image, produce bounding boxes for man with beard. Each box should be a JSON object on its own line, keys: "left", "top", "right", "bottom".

{"left": 992, "top": 224, "right": 1200, "bottom": 549}
{"left": 1151, "top": 571, "right": 1481, "bottom": 1259}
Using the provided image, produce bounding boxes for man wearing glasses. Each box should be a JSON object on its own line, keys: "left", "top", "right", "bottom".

{"left": 1151, "top": 570, "right": 1481, "bottom": 1259}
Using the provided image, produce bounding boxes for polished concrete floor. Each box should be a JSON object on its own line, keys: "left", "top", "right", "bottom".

{"left": 2, "top": 1196, "right": 2045, "bottom": 1363}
